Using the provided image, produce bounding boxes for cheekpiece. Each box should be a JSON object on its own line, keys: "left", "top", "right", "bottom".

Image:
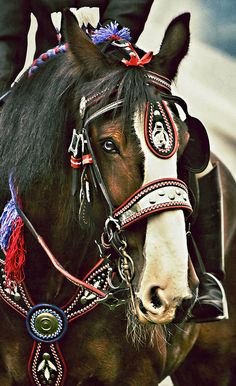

{"left": 145, "top": 99, "right": 178, "bottom": 158}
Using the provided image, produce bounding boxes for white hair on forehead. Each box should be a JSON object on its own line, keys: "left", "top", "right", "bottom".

{"left": 133, "top": 107, "right": 178, "bottom": 183}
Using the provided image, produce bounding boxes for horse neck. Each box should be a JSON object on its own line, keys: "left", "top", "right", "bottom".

{"left": 21, "top": 183, "right": 98, "bottom": 305}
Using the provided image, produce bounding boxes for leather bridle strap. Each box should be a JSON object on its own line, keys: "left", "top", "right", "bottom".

{"left": 113, "top": 178, "right": 192, "bottom": 228}
{"left": 82, "top": 98, "right": 124, "bottom": 214}
{"left": 13, "top": 201, "right": 108, "bottom": 298}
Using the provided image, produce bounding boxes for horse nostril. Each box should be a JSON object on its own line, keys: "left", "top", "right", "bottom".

{"left": 151, "top": 287, "right": 162, "bottom": 309}
{"left": 138, "top": 299, "right": 147, "bottom": 314}
{"left": 138, "top": 287, "right": 165, "bottom": 314}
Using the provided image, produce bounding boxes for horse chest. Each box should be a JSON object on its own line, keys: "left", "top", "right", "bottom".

{"left": 0, "top": 301, "right": 168, "bottom": 385}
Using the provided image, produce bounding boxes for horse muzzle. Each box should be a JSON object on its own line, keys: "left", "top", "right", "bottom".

{"left": 135, "top": 286, "right": 193, "bottom": 325}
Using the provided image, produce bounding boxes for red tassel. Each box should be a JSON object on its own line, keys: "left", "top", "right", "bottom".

{"left": 5, "top": 217, "right": 26, "bottom": 287}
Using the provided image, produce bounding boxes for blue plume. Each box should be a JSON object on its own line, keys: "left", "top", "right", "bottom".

{"left": 92, "top": 21, "right": 131, "bottom": 45}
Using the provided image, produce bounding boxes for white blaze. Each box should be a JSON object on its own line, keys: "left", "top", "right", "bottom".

{"left": 134, "top": 109, "right": 191, "bottom": 320}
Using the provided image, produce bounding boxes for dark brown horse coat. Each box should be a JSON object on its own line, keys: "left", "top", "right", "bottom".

{"left": 0, "top": 10, "right": 235, "bottom": 386}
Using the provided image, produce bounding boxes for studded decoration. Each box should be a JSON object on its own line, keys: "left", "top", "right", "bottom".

{"left": 144, "top": 99, "right": 178, "bottom": 158}
{"left": 29, "top": 341, "right": 67, "bottom": 386}
{"left": 0, "top": 258, "right": 111, "bottom": 385}
{"left": 26, "top": 304, "right": 68, "bottom": 343}
{"left": 113, "top": 178, "right": 192, "bottom": 228}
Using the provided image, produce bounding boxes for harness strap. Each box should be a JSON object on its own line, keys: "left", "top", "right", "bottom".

{"left": 113, "top": 178, "right": 192, "bottom": 228}
{"left": 13, "top": 202, "right": 108, "bottom": 298}
{"left": 83, "top": 99, "right": 124, "bottom": 127}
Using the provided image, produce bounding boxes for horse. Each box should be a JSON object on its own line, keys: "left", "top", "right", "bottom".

{"left": 0, "top": 9, "right": 235, "bottom": 386}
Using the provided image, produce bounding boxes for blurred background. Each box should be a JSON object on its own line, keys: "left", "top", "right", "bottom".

{"left": 22, "top": 1, "right": 235, "bottom": 385}
{"left": 138, "top": 0, "right": 236, "bottom": 181}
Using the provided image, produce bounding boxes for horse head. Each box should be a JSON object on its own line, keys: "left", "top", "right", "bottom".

{"left": 63, "top": 11, "right": 197, "bottom": 325}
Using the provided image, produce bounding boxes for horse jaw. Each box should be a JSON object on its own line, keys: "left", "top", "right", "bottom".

{"left": 133, "top": 110, "right": 192, "bottom": 325}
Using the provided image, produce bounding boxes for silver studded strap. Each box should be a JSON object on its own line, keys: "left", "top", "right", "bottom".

{"left": 113, "top": 178, "right": 192, "bottom": 228}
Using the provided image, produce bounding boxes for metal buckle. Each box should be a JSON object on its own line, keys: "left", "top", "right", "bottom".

{"left": 68, "top": 130, "right": 82, "bottom": 158}
{"left": 96, "top": 286, "right": 129, "bottom": 310}
{"left": 68, "top": 130, "right": 87, "bottom": 158}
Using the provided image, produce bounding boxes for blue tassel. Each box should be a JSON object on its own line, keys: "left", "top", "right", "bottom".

{"left": 92, "top": 21, "right": 131, "bottom": 45}
{"left": 0, "top": 176, "right": 19, "bottom": 251}
{"left": 0, "top": 176, "right": 25, "bottom": 285}
{"left": 0, "top": 176, "right": 21, "bottom": 252}
{"left": 0, "top": 198, "right": 19, "bottom": 252}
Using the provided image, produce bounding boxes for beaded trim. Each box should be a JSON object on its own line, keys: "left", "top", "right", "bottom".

{"left": 145, "top": 71, "right": 171, "bottom": 93}
{"left": 29, "top": 342, "right": 66, "bottom": 386}
{"left": 113, "top": 179, "right": 192, "bottom": 228}
{"left": 0, "top": 259, "right": 111, "bottom": 384}
{"left": 144, "top": 99, "right": 178, "bottom": 159}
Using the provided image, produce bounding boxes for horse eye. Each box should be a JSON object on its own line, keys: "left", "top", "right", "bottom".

{"left": 102, "top": 140, "right": 119, "bottom": 154}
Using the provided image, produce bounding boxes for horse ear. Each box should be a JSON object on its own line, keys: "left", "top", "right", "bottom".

{"left": 63, "top": 9, "right": 109, "bottom": 75}
{"left": 153, "top": 13, "right": 190, "bottom": 80}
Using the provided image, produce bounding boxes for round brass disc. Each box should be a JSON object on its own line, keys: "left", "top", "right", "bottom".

{"left": 34, "top": 312, "right": 59, "bottom": 335}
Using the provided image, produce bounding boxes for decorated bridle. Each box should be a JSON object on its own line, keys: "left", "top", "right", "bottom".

{"left": 0, "top": 23, "right": 199, "bottom": 305}
{"left": 0, "top": 20, "right": 209, "bottom": 385}
{"left": 66, "top": 65, "right": 194, "bottom": 304}
{"left": 0, "top": 16, "right": 211, "bottom": 310}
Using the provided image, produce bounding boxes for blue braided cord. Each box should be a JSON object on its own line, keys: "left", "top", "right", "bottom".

{"left": 0, "top": 176, "right": 20, "bottom": 251}
{"left": 28, "top": 44, "right": 68, "bottom": 77}
{"left": 92, "top": 21, "right": 131, "bottom": 45}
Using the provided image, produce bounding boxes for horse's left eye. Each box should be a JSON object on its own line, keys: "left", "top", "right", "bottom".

{"left": 102, "top": 140, "right": 119, "bottom": 154}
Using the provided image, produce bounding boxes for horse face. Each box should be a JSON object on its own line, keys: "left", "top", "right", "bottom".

{"left": 133, "top": 110, "right": 192, "bottom": 324}
{"left": 89, "top": 107, "right": 191, "bottom": 324}
{"left": 65, "top": 11, "right": 193, "bottom": 324}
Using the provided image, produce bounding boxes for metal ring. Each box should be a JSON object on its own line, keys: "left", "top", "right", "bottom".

{"left": 105, "top": 216, "right": 121, "bottom": 242}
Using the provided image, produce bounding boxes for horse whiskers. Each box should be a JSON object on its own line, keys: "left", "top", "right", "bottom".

{"left": 126, "top": 306, "right": 155, "bottom": 348}
{"left": 126, "top": 301, "right": 191, "bottom": 353}
{"left": 126, "top": 303, "right": 166, "bottom": 349}
{"left": 172, "top": 323, "right": 188, "bottom": 334}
